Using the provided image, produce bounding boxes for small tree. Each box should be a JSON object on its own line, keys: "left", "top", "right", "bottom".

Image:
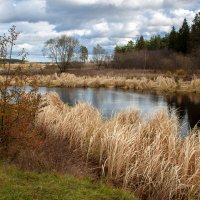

{"left": 43, "top": 35, "right": 79, "bottom": 73}
{"left": 93, "top": 44, "right": 107, "bottom": 68}
{"left": 79, "top": 46, "right": 88, "bottom": 63}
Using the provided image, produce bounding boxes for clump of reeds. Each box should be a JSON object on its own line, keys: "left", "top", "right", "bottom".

{"left": 36, "top": 93, "right": 200, "bottom": 200}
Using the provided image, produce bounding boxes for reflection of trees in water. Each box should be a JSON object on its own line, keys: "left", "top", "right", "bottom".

{"left": 165, "top": 94, "right": 200, "bottom": 128}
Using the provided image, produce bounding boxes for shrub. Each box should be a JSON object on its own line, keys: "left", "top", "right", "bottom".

{"left": 175, "top": 69, "right": 188, "bottom": 77}
{"left": 0, "top": 26, "right": 45, "bottom": 158}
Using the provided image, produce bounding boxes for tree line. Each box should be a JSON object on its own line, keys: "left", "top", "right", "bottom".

{"left": 115, "top": 12, "right": 200, "bottom": 54}
{"left": 43, "top": 12, "right": 200, "bottom": 72}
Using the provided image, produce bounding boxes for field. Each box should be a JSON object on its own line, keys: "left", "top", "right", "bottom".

{"left": 2, "top": 62, "right": 200, "bottom": 78}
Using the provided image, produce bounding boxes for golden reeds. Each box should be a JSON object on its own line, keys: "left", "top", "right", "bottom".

{"left": 0, "top": 73, "right": 199, "bottom": 93}
{"left": 36, "top": 93, "right": 200, "bottom": 200}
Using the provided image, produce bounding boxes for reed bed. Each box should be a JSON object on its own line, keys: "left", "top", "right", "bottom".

{"left": 27, "top": 73, "right": 200, "bottom": 93}
{"left": 36, "top": 93, "right": 200, "bottom": 200}
{"left": 0, "top": 73, "right": 200, "bottom": 93}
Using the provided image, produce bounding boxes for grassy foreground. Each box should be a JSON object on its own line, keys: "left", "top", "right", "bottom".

{"left": 0, "top": 163, "right": 135, "bottom": 200}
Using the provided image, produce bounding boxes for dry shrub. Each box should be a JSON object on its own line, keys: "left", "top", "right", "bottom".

{"left": 175, "top": 69, "right": 188, "bottom": 77}
{"left": 160, "top": 58, "right": 174, "bottom": 69}
{"left": 113, "top": 49, "right": 198, "bottom": 72}
{"left": 34, "top": 93, "right": 200, "bottom": 200}
{"left": 175, "top": 54, "right": 193, "bottom": 70}
{"left": 191, "top": 47, "right": 200, "bottom": 70}
{"left": 0, "top": 25, "right": 45, "bottom": 161}
{"left": 0, "top": 88, "right": 44, "bottom": 161}
{"left": 114, "top": 51, "right": 146, "bottom": 69}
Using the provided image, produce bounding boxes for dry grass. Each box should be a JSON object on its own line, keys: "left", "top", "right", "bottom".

{"left": 35, "top": 93, "right": 200, "bottom": 200}
{"left": 0, "top": 72, "right": 199, "bottom": 93}
{"left": 20, "top": 73, "right": 200, "bottom": 93}
{"left": 2, "top": 63, "right": 46, "bottom": 69}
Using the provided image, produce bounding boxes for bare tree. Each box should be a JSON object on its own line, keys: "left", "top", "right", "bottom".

{"left": 93, "top": 44, "right": 107, "bottom": 69}
{"left": 43, "top": 35, "right": 79, "bottom": 73}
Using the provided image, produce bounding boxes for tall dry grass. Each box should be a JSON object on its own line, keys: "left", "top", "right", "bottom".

{"left": 29, "top": 73, "right": 200, "bottom": 93}
{"left": 36, "top": 93, "right": 200, "bottom": 200}
{"left": 0, "top": 73, "right": 199, "bottom": 93}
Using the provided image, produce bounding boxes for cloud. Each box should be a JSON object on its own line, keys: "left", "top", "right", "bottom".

{"left": 0, "top": 0, "right": 199, "bottom": 61}
{"left": 0, "top": 0, "right": 46, "bottom": 23}
{"left": 15, "top": 43, "right": 33, "bottom": 51}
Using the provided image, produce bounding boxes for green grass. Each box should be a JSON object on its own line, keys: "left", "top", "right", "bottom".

{"left": 0, "top": 163, "right": 136, "bottom": 200}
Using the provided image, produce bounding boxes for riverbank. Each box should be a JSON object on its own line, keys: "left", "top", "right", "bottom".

{"left": 33, "top": 93, "right": 199, "bottom": 199}
{"left": 1, "top": 92, "right": 200, "bottom": 199}
{"left": 1, "top": 65, "right": 200, "bottom": 94}
{"left": 10, "top": 73, "right": 200, "bottom": 94}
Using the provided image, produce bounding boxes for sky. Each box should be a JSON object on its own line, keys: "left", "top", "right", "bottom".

{"left": 0, "top": 0, "right": 199, "bottom": 62}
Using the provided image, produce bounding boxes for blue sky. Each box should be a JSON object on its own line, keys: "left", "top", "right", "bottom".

{"left": 0, "top": 0, "right": 199, "bottom": 62}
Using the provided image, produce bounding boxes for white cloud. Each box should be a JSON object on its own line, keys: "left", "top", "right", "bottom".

{"left": 92, "top": 21, "right": 110, "bottom": 34}
{"left": 172, "top": 9, "right": 197, "bottom": 24}
{"left": 15, "top": 43, "right": 34, "bottom": 51}
{"left": 149, "top": 12, "right": 172, "bottom": 26}
{"left": 0, "top": 0, "right": 199, "bottom": 61}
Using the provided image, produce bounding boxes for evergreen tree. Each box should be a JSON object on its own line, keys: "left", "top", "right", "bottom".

{"left": 115, "top": 45, "right": 128, "bottom": 53}
{"left": 190, "top": 12, "right": 200, "bottom": 50}
{"left": 168, "top": 26, "right": 177, "bottom": 51}
{"left": 135, "top": 36, "right": 146, "bottom": 50}
{"left": 126, "top": 40, "right": 135, "bottom": 52}
{"left": 162, "top": 34, "right": 169, "bottom": 49}
{"left": 177, "top": 19, "right": 190, "bottom": 54}
{"left": 147, "top": 34, "right": 167, "bottom": 50}
{"left": 114, "top": 40, "right": 135, "bottom": 53}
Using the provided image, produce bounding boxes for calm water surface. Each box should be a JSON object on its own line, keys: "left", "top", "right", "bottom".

{"left": 34, "top": 87, "right": 200, "bottom": 135}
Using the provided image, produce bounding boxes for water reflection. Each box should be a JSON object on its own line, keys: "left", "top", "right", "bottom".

{"left": 34, "top": 87, "right": 199, "bottom": 131}
{"left": 40, "top": 87, "right": 168, "bottom": 118}
{"left": 165, "top": 93, "right": 200, "bottom": 129}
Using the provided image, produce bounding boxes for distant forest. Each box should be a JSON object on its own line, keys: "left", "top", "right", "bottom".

{"left": 0, "top": 58, "right": 23, "bottom": 63}
{"left": 112, "top": 12, "right": 200, "bottom": 70}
